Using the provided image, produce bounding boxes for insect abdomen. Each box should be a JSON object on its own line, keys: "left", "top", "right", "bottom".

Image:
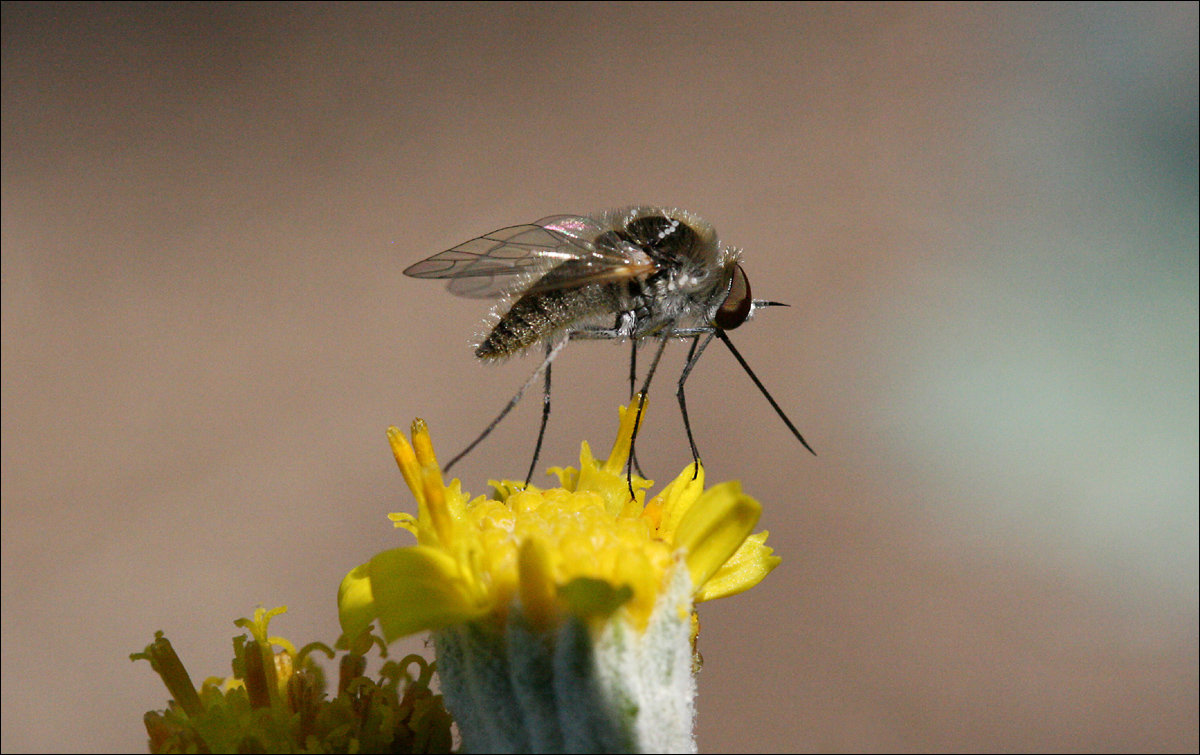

{"left": 476, "top": 285, "right": 621, "bottom": 360}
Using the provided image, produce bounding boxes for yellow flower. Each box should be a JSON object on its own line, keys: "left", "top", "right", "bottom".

{"left": 338, "top": 399, "right": 780, "bottom": 644}
{"left": 337, "top": 398, "right": 782, "bottom": 753}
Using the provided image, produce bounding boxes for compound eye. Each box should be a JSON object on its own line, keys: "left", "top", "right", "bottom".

{"left": 715, "top": 264, "right": 752, "bottom": 330}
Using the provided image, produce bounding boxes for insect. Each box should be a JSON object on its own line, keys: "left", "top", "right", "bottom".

{"left": 404, "top": 205, "right": 815, "bottom": 490}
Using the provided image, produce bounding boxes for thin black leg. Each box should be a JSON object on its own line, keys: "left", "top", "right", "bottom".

{"left": 628, "top": 339, "right": 648, "bottom": 478}
{"left": 524, "top": 341, "right": 554, "bottom": 486}
{"left": 627, "top": 335, "right": 670, "bottom": 499}
{"left": 444, "top": 339, "right": 568, "bottom": 473}
{"left": 677, "top": 332, "right": 716, "bottom": 479}
{"left": 629, "top": 339, "right": 638, "bottom": 399}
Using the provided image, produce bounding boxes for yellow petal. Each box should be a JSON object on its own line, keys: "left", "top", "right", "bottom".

{"left": 386, "top": 425, "right": 424, "bottom": 505}
{"left": 649, "top": 462, "right": 706, "bottom": 540}
{"left": 673, "top": 481, "right": 762, "bottom": 591}
{"left": 693, "top": 530, "right": 780, "bottom": 602}
{"left": 600, "top": 398, "right": 645, "bottom": 475}
{"left": 518, "top": 537, "right": 559, "bottom": 631}
{"left": 337, "top": 562, "right": 377, "bottom": 642}
{"left": 367, "top": 546, "right": 488, "bottom": 642}
{"left": 410, "top": 418, "right": 440, "bottom": 469}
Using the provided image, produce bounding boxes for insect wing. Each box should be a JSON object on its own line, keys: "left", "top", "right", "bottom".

{"left": 520, "top": 214, "right": 660, "bottom": 295}
{"left": 403, "top": 222, "right": 572, "bottom": 299}
{"left": 404, "top": 215, "right": 653, "bottom": 299}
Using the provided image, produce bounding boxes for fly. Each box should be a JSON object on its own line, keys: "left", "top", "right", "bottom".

{"left": 404, "top": 205, "right": 815, "bottom": 493}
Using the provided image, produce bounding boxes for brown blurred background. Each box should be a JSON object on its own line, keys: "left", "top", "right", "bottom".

{"left": 2, "top": 3, "right": 1196, "bottom": 752}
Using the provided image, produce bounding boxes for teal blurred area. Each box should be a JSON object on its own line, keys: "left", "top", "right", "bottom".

{"left": 3, "top": 3, "right": 1195, "bottom": 752}
{"left": 875, "top": 6, "right": 1199, "bottom": 601}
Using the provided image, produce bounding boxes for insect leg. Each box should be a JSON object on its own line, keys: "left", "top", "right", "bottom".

{"left": 564, "top": 320, "right": 650, "bottom": 474}
{"left": 629, "top": 338, "right": 638, "bottom": 399}
{"left": 443, "top": 337, "right": 569, "bottom": 474}
{"left": 524, "top": 340, "right": 554, "bottom": 486}
{"left": 677, "top": 332, "right": 717, "bottom": 479}
{"left": 716, "top": 330, "right": 816, "bottom": 455}
{"left": 627, "top": 334, "right": 670, "bottom": 499}
{"left": 628, "top": 339, "right": 648, "bottom": 478}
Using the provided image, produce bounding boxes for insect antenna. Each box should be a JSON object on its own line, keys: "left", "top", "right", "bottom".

{"left": 716, "top": 328, "right": 817, "bottom": 456}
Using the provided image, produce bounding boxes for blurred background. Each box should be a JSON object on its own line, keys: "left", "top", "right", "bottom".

{"left": 3, "top": 3, "right": 1196, "bottom": 752}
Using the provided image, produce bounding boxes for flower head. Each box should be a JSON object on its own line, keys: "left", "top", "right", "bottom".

{"left": 338, "top": 399, "right": 780, "bottom": 645}
{"left": 337, "top": 399, "right": 782, "bottom": 754}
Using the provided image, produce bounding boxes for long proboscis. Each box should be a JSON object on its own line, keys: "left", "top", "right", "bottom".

{"left": 716, "top": 326, "right": 817, "bottom": 456}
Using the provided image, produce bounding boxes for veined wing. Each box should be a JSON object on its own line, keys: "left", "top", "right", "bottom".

{"left": 404, "top": 214, "right": 658, "bottom": 299}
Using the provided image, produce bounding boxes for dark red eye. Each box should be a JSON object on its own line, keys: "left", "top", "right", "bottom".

{"left": 714, "top": 264, "right": 751, "bottom": 330}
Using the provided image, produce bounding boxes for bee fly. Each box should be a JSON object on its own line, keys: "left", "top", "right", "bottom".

{"left": 404, "top": 205, "right": 815, "bottom": 491}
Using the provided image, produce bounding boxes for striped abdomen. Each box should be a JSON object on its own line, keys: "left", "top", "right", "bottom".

{"left": 476, "top": 283, "right": 623, "bottom": 360}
